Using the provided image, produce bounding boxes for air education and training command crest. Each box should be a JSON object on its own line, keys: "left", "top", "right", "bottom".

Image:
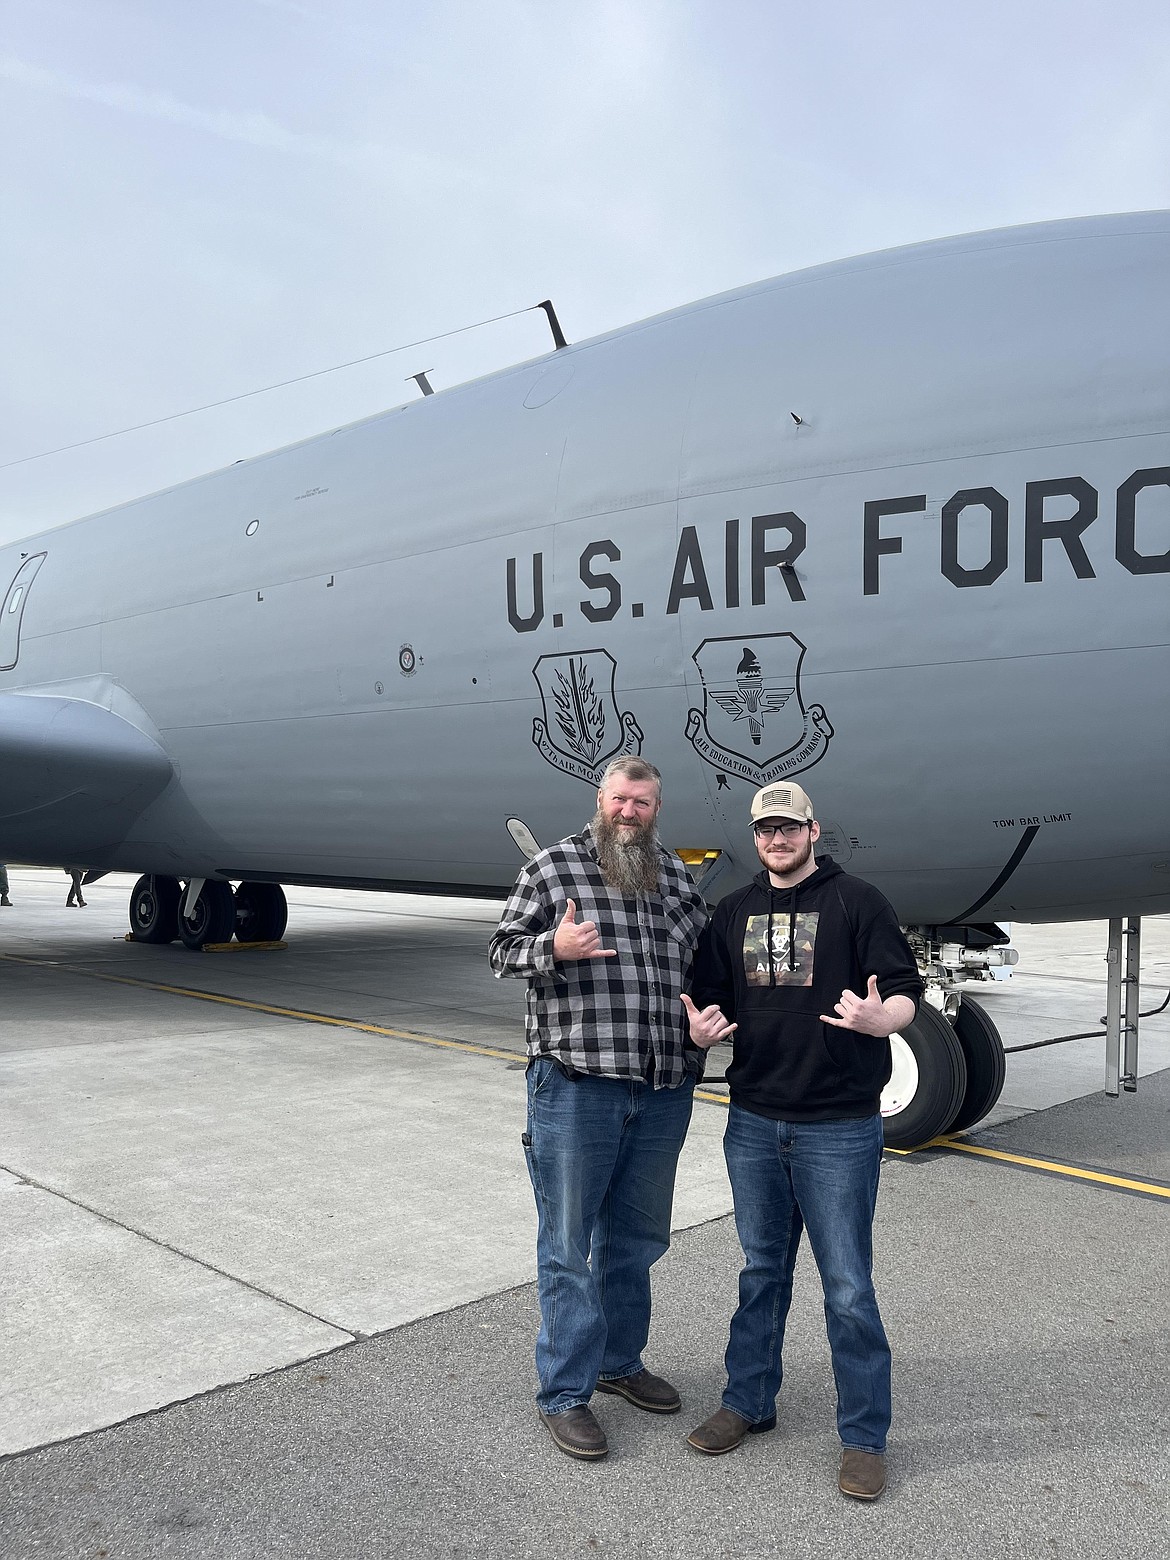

{"left": 532, "top": 649, "right": 645, "bottom": 786}
{"left": 685, "top": 632, "right": 833, "bottom": 786}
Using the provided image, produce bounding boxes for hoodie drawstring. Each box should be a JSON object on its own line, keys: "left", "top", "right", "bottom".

{"left": 766, "top": 884, "right": 799, "bottom": 981}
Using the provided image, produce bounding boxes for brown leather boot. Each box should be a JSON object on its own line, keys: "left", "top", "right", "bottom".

{"left": 596, "top": 1368, "right": 681, "bottom": 1414}
{"left": 538, "top": 1406, "right": 609, "bottom": 1460}
{"left": 686, "top": 1406, "right": 777, "bottom": 1455}
{"left": 838, "top": 1448, "right": 886, "bottom": 1500}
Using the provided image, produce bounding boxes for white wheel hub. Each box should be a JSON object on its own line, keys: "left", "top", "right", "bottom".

{"left": 881, "top": 1032, "right": 920, "bottom": 1118}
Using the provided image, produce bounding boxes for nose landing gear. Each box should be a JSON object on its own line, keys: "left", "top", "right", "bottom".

{"left": 881, "top": 994, "right": 1008, "bottom": 1149}
{"left": 881, "top": 1003, "right": 967, "bottom": 1150}
{"left": 949, "top": 996, "right": 1008, "bottom": 1134}
{"left": 881, "top": 927, "right": 1013, "bottom": 1149}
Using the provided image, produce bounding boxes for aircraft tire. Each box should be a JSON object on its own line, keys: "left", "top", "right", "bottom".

{"left": 234, "top": 882, "right": 288, "bottom": 943}
{"left": 128, "top": 874, "right": 180, "bottom": 943}
{"left": 881, "top": 1003, "right": 967, "bottom": 1150}
{"left": 177, "top": 880, "right": 236, "bottom": 950}
{"left": 947, "top": 996, "right": 1007, "bottom": 1134}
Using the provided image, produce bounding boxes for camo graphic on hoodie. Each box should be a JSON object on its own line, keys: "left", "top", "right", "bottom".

{"left": 743, "top": 911, "right": 819, "bottom": 988}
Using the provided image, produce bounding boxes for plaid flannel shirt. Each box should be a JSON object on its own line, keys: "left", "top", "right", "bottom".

{"left": 488, "top": 826, "right": 708, "bottom": 1087}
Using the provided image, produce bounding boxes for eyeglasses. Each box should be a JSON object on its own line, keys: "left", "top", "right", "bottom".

{"left": 753, "top": 820, "right": 809, "bottom": 840}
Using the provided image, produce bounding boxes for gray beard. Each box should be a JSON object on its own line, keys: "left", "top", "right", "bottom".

{"left": 592, "top": 810, "right": 662, "bottom": 897}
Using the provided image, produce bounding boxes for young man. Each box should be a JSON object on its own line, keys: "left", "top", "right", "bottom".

{"left": 489, "top": 757, "right": 708, "bottom": 1462}
{"left": 681, "top": 780, "right": 922, "bottom": 1501}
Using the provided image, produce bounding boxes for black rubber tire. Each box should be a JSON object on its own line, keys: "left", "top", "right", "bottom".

{"left": 177, "top": 880, "right": 236, "bottom": 950}
{"left": 881, "top": 1003, "right": 968, "bottom": 1150}
{"left": 234, "top": 882, "right": 288, "bottom": 943}
{"left": 128, "top": 874, "right": 180, "bottom": 944}
{"left": 948, "top": 996, "right": 1007, "bottom": 1133}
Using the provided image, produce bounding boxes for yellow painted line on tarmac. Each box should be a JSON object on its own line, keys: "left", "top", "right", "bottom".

{"left": 20, "top": 951, "right": 1161, "bottom": 1200}
{"left": 751, "top": 1119, "right": 1169, "bottom": 1200}
{"left": 2, "top": 951, "right": 749, "bottom": 1094}
{"left": 928, "top": 1136, "right": 1170, "bottom": 1200}
{"left": 0, "top": 952, "right": 519, "bottom": 1065}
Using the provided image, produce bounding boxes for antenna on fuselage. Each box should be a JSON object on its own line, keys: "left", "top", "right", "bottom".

{"left": 536, "top": 300, "right": 569, "bottom": 351}
{"left": 407, "top": 371, "right": 435, "bottom": 396}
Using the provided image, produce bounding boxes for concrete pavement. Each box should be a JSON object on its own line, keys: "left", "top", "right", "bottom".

{"left": 1, "top": 869, "right": 1167, "bottom": 1557}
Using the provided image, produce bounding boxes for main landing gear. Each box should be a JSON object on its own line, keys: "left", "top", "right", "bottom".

{"left": 880, "top": 927, "right": 1014, "bottom": 1150}
{"left": 128, "top": 875, "right": 288, "bottom": 950}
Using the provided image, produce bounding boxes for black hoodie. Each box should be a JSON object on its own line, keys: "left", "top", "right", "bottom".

{"left": 691, "top": 856, "right": 923, "bottom": 1122}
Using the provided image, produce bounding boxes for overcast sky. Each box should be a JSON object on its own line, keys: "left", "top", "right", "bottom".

{"left": 2, "top": 0, "right": 1168, "bottom": 546}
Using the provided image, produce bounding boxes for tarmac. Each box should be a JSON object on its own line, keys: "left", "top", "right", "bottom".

{"left": 1, "top": 868, "right": 1168, "bottom": 1559}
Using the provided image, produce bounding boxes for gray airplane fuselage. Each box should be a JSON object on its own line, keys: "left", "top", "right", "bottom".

{"left": 2, "top": 212, "right": 1168, "bottom": 926}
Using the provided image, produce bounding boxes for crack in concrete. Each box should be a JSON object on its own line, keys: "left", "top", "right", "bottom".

{"left": 0, "top": 1159, "right": 359, "bottom": 1339}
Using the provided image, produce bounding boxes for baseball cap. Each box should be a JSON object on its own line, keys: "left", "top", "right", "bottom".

{"left": 749, "top": 781, "right": 814, "bottom": 824}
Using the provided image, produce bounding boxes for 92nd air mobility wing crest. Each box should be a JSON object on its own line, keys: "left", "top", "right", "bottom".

{"left": 532, "top": 649, "right": 645, "bottom": 786}
{"left": 685, "top": 633, "right": 833, "bottom": 785}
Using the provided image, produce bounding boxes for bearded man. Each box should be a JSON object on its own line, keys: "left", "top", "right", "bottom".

{"left": 489, "top": 756, "right": 710, "bottom": 1462}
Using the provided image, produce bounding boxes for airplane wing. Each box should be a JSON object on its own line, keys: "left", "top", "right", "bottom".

{"left": 0, "top": 691, "right": 174, "bottom": 859}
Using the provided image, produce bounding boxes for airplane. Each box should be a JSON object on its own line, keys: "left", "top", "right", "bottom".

{"left": 2, "top": 210, "right": 1168, "bottom": 1151}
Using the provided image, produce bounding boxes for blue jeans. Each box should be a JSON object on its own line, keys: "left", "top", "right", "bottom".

{"left": 721, "top": 1106, "right": 891, "bottom": 1452}
{"left": 523, "top": 1057, "right": 695, "bottom": 1415}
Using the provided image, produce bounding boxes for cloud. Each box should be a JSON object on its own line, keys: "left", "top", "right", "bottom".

{"left": 0, "top": 50, "right": 446, "bottom": 181}
{"left": 0, "top": 52, "right": 297, "bottom": 149}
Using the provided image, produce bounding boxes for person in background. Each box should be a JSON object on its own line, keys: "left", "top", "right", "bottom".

{"left": 65, "top": 868, "right": 87, "bottom": 907}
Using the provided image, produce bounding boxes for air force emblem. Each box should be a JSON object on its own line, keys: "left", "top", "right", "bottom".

{"left": 685, "top": 633, "right": 833, "bottom": 785}
{"left": 532, "top": 649, "right": 645, "bottom": 786}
